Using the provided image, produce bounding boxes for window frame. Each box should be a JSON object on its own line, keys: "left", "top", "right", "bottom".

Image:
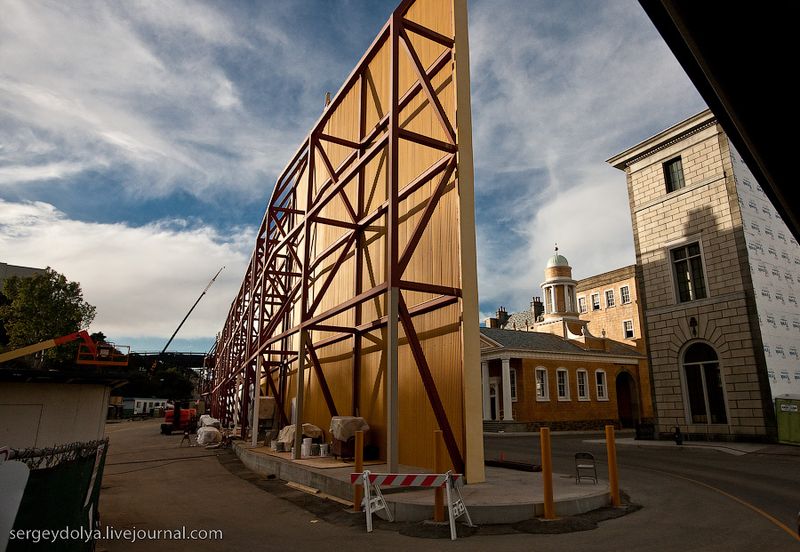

{"left": 623, "top": 319, "right": 635, "bottom": 339}
{"left": 577, "top": 369, "right": 589, "bottom": 401}
{"left": 578, "top": 296, "right": 587, "bottom": 314}
{"left": 620, "top": 285, "right": 631, "bottom": 304}
{"left": 556, "top": 368, "right": 570, "bottom": 401}
{"left": 605, "top": 289, "right": 615, "bottom": 308}
{"left": 535, "top": 367, "right": 549, "bottom": 401}
{"left": 669, "top": 240, "right": 708, "bottom": 303}
{"left": 595, "top": 370, "right": 608, "bottom": 401}
{"left": 591, "top": 293, "right": 600, "bottom": 311}
{"left": 663, "top": 156, "right": 685, "bottom": 193}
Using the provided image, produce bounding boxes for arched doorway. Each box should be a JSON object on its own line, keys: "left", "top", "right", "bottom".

{"left": 683, "top": 342, "right": 727, "bottom": 424}
{"left": 615, "top": 372, "right": 637, "bottom": 428}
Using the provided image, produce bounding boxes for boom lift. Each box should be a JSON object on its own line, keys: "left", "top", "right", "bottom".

{"left": 0, "top": 330, "right": 129, "bottom": 366}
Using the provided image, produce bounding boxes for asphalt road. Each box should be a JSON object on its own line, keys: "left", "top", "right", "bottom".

{"left": 485, "top": 431, "right": 800, "bottom": 546}
{"left": 97, "top": 420, "right": 800, "bottom": 551}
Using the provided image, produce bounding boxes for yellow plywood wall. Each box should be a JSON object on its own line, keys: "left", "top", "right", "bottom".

{"left": 264, "top": 0, "right": 472, "bottom": 472}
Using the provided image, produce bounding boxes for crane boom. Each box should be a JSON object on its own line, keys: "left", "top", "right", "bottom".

{"left": 159, "top": 266, "right": 225, "bottom": 357}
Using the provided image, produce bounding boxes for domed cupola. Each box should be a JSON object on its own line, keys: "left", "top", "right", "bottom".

{"left": 540, "top": 245, "right": 578, "bottom": 320}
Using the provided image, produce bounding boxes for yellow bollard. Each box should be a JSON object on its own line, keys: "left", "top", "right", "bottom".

{"left": 605, "top": 425, "right": 621, "bottom": 507}
{"left": 353, "top": 430, "right": 364, "bottom": 512}
{"left": 434, "top": 430, "right": 446, "bottom": 522}
{"left": 540, "top": 427, "right": 556, "bottom": 519}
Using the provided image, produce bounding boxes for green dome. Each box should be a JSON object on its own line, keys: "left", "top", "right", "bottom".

{"left": 546, "top": 253, "right": 570, "bottom": 268}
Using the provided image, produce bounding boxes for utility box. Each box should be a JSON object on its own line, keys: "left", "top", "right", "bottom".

{"left": 775, "top": 394, "right": 800, "bottom": 445}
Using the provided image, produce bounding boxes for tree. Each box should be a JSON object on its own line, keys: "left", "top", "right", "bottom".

{"left": 0, "top": 267, "right": 96, "bottom": 367}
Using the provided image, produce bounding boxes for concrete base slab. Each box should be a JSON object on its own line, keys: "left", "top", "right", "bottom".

{"left": 234, "top": 442, "right": 610, "bottom": 524}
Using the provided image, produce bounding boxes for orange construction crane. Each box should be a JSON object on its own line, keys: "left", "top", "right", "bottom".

{"left": 0, "top": 330, "right": 129, "bottom": 367}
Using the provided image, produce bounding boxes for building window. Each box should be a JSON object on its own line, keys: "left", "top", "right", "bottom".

{"left": 623, "top": 320, "right": 635, "bottom": 339}
{"left": 577, "top": 369, "right": 589, "bottom": 401}
{"left": 578, "top": 296, "right": 587, "bottom": 314}
{"left": 789, "top": 296, "right": 797, "bottom": 305}
{"left": 766, "top": 314, "right": 776, "bottom": 327}
{"left": 671, "top": 242, "right": 707, "bottom": 302}
{"left": 591, "top": 293, "right": 600, "bottom": 311}
{"left": 605, "top": 289, "right": 615, "bottom": 308}
{"left": 768, "top": 247, "right": 777, "bottom": 258}
{"left": 762, "top": 289, "right": 771, "bottom": 301}
{"left": 776, "top": 346, "right": 786, "bottom": 358}
{"left": 778, "top": 233, "right": 786, "bottom": 243}
{"left": 757, "top": 264, "right": 768, "bottom": 275}
{"left": 620, "top": 285, "right": 631, "bottom": 304}
{"left": 664, "top": 157, "right": 685, "bottom": 192}
{"left": 535, "top": 367, "right": 549, "bottom": 401}
{"left": 790, "top": 347, "right": 798, "bottom": 360}
{"left": 765, "top": 227, "right": 774, "bottom": 238}
{"left": 510, "top": 368, "right": 518, "bottom": 402}
{"left": 748, "top": 200, "right": 758, "bottom": 211}
{"left": 768, "top": 370, "right": 776, "bottom": 382}
{"left": 751, "top": 221, "right": 760, "bottom": 233}
{"left": 776, "top": 292, "right": 785, "bottom": 303}
{"left": 556, "top": 369, "right": 570, "bottom": 400}
{"left": 780, "top": 318, "right": 789, "bottom": 329}
{"left": 780, "top": 371, "right": 790, "bottom": 382}
{"left": 772, "top": 267, "right": 780, "bottom": 278}
{"left": 595, "top": 370, "right": 608, "bottom": 401}
{"left": 762, "top": 206, "right": 771, "bottom": 217}
{"left": 786, "top": 273, "right": 794, "bottom": 283}
{"left": 683, "top": 343, "right": 727, "bottom": 424}
{"left": 764, "top": 345, "right": 771, "bottom": 357}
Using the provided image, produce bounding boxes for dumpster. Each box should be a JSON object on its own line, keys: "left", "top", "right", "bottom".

{"left": 775, "top": 394, "right": 800, "bottom": 445}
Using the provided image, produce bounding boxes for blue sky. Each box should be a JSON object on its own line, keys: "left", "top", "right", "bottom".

{"left": 0, "top": 0, "right": 705, "bottom": 352}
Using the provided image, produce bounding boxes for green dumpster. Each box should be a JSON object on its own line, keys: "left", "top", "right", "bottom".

{"left": 775, "top": 394, "right": 800, "bottom": 445}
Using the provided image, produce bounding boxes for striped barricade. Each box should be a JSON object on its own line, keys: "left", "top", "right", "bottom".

{"left": 350, "top": 470, "right": 474, "bottom": 540}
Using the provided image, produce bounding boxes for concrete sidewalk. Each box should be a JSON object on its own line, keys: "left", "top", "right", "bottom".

{"left": 234, "top": 443, "right": 609, "bottom": 524}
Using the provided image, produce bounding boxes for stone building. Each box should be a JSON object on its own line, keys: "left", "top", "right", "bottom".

{"left": 607, "top": 109, "right": 781, "bottom": 441}
{"left": 480, "top": 250, "right": 653, "bottom": 431}
{"left": 576, "top": 265, "right": 644, "bottom": 351}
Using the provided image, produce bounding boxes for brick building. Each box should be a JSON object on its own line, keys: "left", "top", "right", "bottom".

{"left": 607, "top": 109, "right": 781, "bottom": 441}
{"left": 480, "top": 250, "right": 654, "bottom": 431}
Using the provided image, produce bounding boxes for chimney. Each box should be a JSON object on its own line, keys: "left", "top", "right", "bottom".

{"left": 496, "top": 306, "right": 510, "bottom": 327}
{"left": 531, "top": 296, "right": 544, "bottom": 319}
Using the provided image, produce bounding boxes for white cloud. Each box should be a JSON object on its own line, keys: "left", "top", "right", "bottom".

{"left": 469, "top": 0, "right": 705, "bottom": 312}
{"left": 0, "top": 199, "right": 252, "bottom": 344}
{"left": 0, "top": 0, "right": 304, "bottom": 198}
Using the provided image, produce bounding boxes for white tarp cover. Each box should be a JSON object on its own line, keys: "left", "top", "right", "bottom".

{"left": 196, "top": 426, "right": 222, "bottom": 445}
{"left": 199, "top": 415, "right": 221, "bottom": 428}
{"left": 329, "top": 416, "right": 369, "bottom": 441}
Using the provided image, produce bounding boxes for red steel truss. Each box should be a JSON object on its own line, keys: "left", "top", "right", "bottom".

{"left": 210, "top": 0, "right": 469, "bottom": 474}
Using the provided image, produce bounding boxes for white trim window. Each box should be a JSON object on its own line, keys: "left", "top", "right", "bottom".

{"left": 620, "top": 285, "right": 631, "bottom": 304}
{"left": 535, "top": 367, "right": 549, "bottom": 401}
{"left": 578, "top": 296, "right": 587, "bottom": 314}
{"left": 671, "top": 242, "right": 707, "bottom": 302}
{"left": 577, "top": 369, "right": 589, "bottom": 401}
{"left": 595, "top": 370, "right": 608, "bottom": 400}
{"left": 623, "top": 320, "right": 635, "bottom": 339}
{"left": 556, "top": 368, "right": 570, "bottom": 401}
{"left": 591, "top": 293, "right": 601, "bottom": 311}
{"left": 510, "top": 368, "right": 518, "bottom": 402}
{"left": 605, "top": 289, "right": 615, "bottom": 308}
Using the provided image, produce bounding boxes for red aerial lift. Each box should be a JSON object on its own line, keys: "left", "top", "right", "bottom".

{"left": 0, "top": 330, "right": 129, "bottom": 366}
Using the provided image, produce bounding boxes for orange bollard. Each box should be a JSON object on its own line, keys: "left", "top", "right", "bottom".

{"left": 605, "top": 425, "right": 621, "bottom": 507}
{"left": 353, "top": 430, "right": 364, "bottom": 512}
{"left": 540, "top": 427, "right": 556, "bottom": 519}
{"left": 434, "top": 430, "right": 446, "bottom": 522}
